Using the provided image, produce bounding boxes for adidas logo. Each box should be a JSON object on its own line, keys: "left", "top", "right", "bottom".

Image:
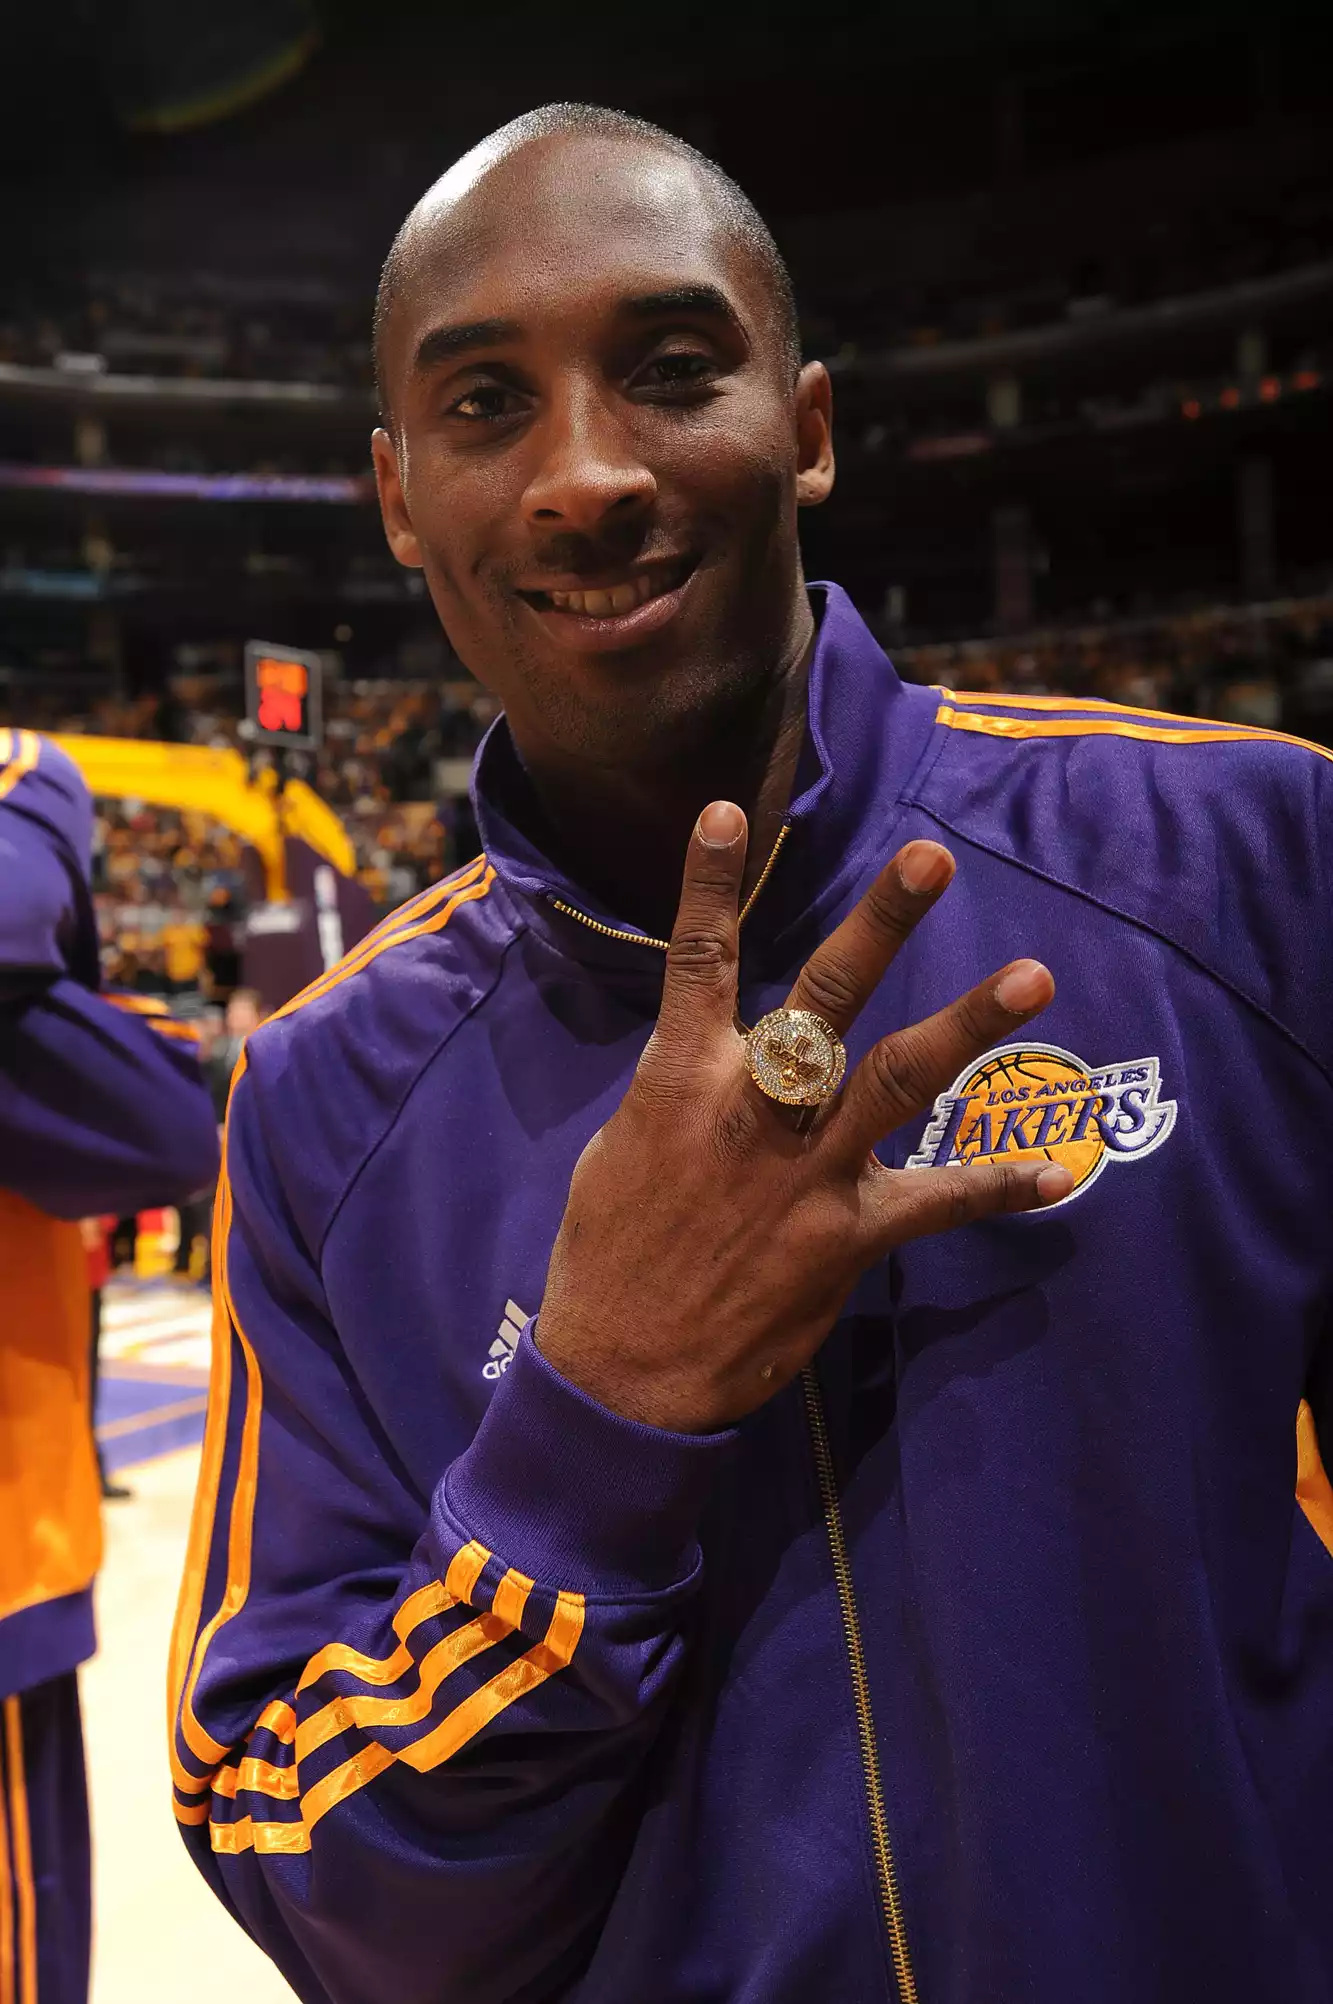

{"left": 484, "top": 1299, "right": 529, "bottom": 1381}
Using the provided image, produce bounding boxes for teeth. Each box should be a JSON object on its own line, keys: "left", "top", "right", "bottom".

{"left": 547, "top": 572, "right": 665, "bottom": 617}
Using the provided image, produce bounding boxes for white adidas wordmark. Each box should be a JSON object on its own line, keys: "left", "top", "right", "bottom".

{"left": 484, "top": 1298, "right": 529, "bottom": 1381}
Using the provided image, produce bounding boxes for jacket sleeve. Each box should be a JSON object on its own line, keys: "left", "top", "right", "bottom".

{"left": 171, "top": 1049, "right": 735, "bottom": 2004}
{"left": 0, "top": 784, "right": 219, "bottom": 1216}
{"left": 0, "top": 981, "right": 220, "bottom": 1218}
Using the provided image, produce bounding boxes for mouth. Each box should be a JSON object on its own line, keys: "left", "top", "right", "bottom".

{"left": 515, "top": 555, "right": 699, "bottom": 654}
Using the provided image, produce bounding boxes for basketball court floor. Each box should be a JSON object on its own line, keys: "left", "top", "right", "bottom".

{"left": 86, "top": 1280, "right": 295, "bottom": 2002}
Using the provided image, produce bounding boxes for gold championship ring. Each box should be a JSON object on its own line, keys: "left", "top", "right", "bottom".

{"left": 744, "top": 1008, "right": 847, "bottom": 1109}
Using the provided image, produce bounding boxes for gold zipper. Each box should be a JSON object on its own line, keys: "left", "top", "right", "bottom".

{"left": 547, "top": 906, "right": 673, "bottom": 950}
{"left": 550, "top": 821, "right": 792, "bottom": 949}
{"left": 801, "top": 1365, "right": 920, "bottom": 2004}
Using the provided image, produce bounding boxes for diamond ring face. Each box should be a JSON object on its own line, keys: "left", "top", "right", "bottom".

{"left": 744, "top": 1008, "right": 848, "bottom": 1108}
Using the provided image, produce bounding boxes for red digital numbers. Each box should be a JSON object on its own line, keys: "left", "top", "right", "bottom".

{"left": 256, "top": 657, "right": 309, "bottom": 736}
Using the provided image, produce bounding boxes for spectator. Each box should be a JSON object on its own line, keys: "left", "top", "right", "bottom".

{"left": 161, "top": 905, "right": 209, "bottom": 993}
{"left": 209, "top": 988, "right": 262, "bottom": 1113}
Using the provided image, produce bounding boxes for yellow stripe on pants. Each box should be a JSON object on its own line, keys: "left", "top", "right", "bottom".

{"left": 4, "top": 1699, "right": 35, "bottom": 2004}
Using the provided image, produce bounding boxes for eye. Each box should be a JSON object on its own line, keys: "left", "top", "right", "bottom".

{"left": 637, "top": 350, "right": 720, "bottom": 393}
{"left": 444, "top": 383, "right": 527, "bottom": 422}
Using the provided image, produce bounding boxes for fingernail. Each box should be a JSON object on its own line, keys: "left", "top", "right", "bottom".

{"left": 898, "top": 842, "right": 952, "bottom": 895}
{"left": 1036, "top": 1165, "right": 1074, "bottom": 1203}
{"left": 994, "top": 959, "right": 1053, "bottom": 1012}
{"left": 698, "top": 801, "right": 745, "bottom": 848}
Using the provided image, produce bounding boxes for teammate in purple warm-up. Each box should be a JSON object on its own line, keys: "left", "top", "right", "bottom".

{"left": 0, "top": 732, "right": 218, "bottom": 2001}
{"left": 171, "top": 105, "right": 1333, "bottom": 2004}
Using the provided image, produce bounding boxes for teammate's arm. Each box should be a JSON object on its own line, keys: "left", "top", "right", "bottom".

{"left": 0, "top": 798, "right": 219, "bottom": 1215}
{"left": 0, "top": 979, "right": 220, "bottom": 1216}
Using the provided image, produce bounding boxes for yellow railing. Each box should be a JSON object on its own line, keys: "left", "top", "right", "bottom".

{"left": 50, "top": 735, "right": 356, "bottom": 900}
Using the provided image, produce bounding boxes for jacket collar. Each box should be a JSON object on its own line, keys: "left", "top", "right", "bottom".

{"left": 471, "top": 583, "right": 941, "bottom": 970}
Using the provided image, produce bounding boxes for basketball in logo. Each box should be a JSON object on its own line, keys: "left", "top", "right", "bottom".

{"left": 906, "top": 1040, "right": 1177, "bottom": 1208}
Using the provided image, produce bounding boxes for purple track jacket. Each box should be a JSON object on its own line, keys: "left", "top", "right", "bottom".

{"left": 172, "top": 587, "right": 1333, "bottom": 2004}
{"left": 0, "top": 730, "right": 218, "bottom": 1699}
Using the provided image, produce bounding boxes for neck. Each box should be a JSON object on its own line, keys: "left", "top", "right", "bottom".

{"left": 514, "top": 616, "right": 815, "bottom": 939}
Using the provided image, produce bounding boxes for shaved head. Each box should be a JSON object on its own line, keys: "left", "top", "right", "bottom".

{"left": 367, "top": 94, "right": 834, "bottom": 795}
{"left": 373, "top": 102, "right": 800, "bottom": 421}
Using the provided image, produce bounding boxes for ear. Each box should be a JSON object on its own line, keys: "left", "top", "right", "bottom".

{"left": 794, "top": 361, "right": 835, "bottom": 509}
{"left": 371, "top": 427, "right": 423, "bottom": 568}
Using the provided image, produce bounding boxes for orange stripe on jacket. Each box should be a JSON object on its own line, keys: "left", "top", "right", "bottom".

{"left": 143, "top": 1018, "right": 203, "bottom": 1045}
{"left": 102, "top": 993, "right": 171, "bottom": 1018}
{"left": 1297, "top": 1401, "right": 1333, "bottom": 1559}
{"left": 935, "top": 686, "right": 1262, "bottom": 721}
{"left": 0, "top": 1732, "right": 13, "bottom": 2004}
{"left": 0, "top": 733, "right": 40, "bottom": 804}
{"left": 934, "top": 702, "right": 1333, "bottom": 765}
{"left": 169, "top": 865, "right": 496, "bottom": 1792}
{"left": 206, "top": 1588, "right": 585, "bottom": 1855}
{"left": 3, "top": 1704, "right": 35, "bottom": 2004}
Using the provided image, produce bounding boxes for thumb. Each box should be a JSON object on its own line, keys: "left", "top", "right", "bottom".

{"left": 653, "top": 802, "right": 748, "bottom": 1049}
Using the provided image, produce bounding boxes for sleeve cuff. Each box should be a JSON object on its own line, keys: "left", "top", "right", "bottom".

{"left": 441, "top": 1324, "right": 738, "bottom": 1598}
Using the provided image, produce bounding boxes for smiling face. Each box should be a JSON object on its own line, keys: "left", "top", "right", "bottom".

{"left": 372, "top": 129, "right": 834, "bottom": 771}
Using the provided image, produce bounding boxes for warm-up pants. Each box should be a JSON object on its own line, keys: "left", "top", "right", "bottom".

{"left": 0, "top": 1672, "right": 90, "bottom": 2002}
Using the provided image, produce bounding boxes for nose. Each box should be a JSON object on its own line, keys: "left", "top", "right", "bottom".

{"left": 520, "top": 378, "right": 657, "bottom": 532}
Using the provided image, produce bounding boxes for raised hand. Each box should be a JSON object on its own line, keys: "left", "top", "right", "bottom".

{"left": 536, "top": 800, "right": 1070, "bottom": 1432}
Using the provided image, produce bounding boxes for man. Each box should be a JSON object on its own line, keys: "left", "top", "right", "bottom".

{"left": 0, "top": 730, "right": 219, "bottom": 2001}
{"left": 162, "top": 902, "right": 209, "bottom": 995}
{"left": 169, "top": 993, "right": 258, "bottom": 1289}
{"left": 172, "top": 107, "right": 1333, "bottom": 2003}
{"left": 209, "top": 986, "right": 262, "bottom": 1100}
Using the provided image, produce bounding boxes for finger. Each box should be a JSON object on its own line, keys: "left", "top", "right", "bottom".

{"left": 654, "top": 801, "right": 749, "bottom": 1047}
{"left": 865, "top": 1152, "right": 1074, "bottom": 1248}
{"left": 828, "top": 957, "right": 1055, "bottom": 1166}
{"left": 784, "top": 840, "right": 955, "bottom": 1033}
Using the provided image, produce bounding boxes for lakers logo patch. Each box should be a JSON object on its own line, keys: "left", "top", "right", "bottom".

{"left": 905, "top": 1041, "right": 1177, "bottom": 1206}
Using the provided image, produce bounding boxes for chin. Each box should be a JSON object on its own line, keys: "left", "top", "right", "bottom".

{"left": 538, "top": 650, "right": 777, "bottom": 771}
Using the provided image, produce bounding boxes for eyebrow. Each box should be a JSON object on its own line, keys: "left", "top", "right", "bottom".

{"left": 412, "top": 318, "right": 524, "bottom": 373}
{"left": 411, "top": 285, "right": 746, "bottom": 377}
{"left": 619, "top": 285, "right": 746, "bottom": 335}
